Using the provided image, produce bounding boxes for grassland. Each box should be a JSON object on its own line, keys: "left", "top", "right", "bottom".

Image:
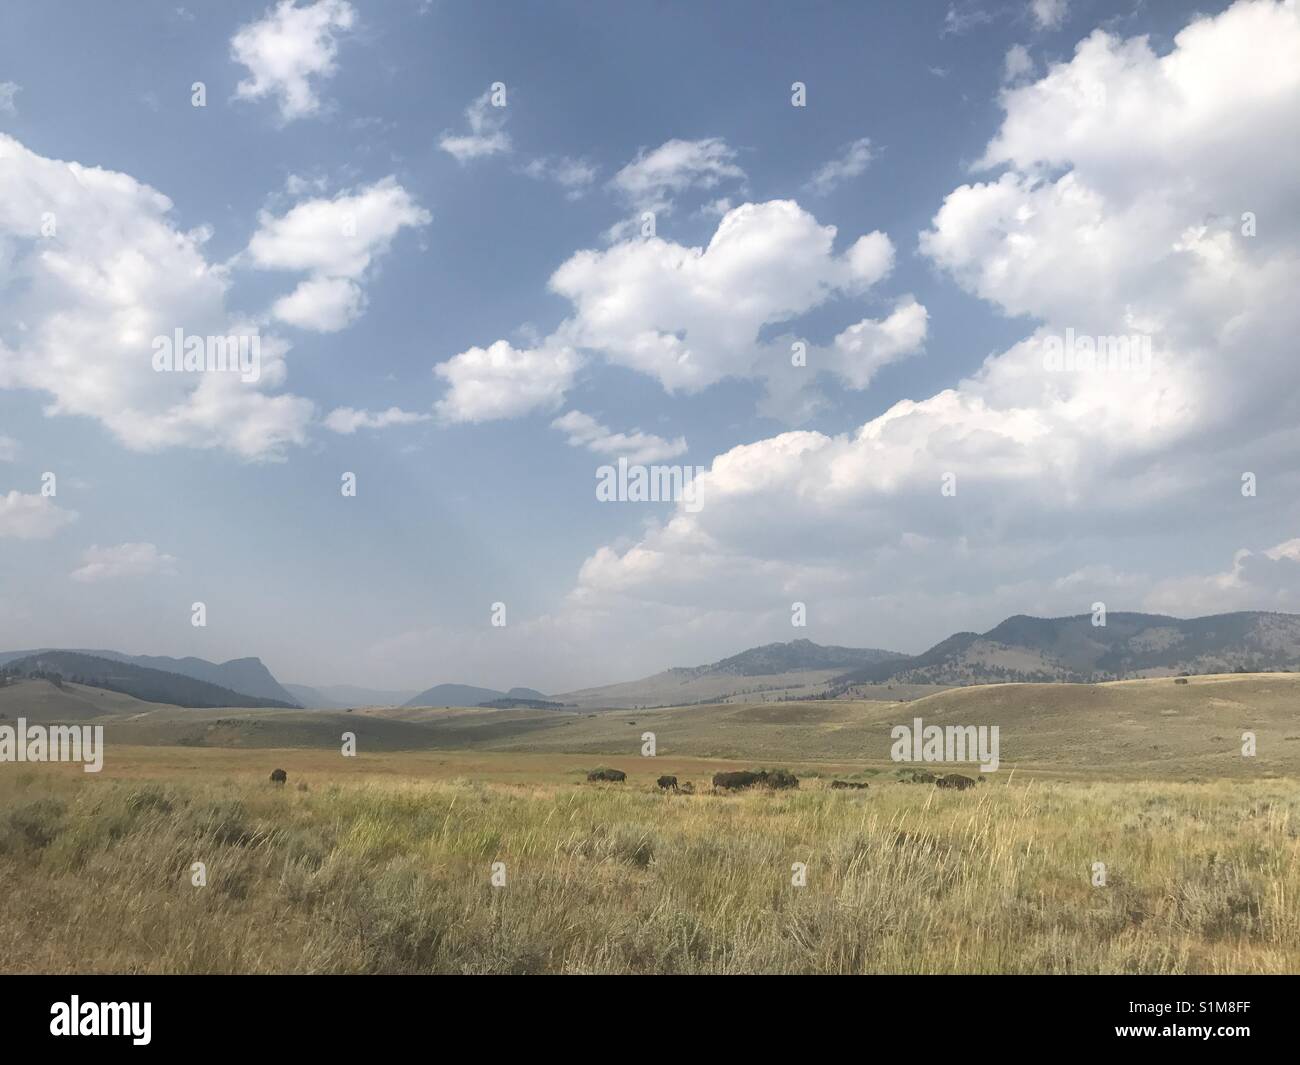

{"left": 1, "top": 673, "right": 1297, "bottom": 974}
{"left": 0, "top": 760, "right": 1295, "bottom": 974}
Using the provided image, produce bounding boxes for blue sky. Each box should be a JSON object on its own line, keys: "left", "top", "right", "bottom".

{"left": 1, "top": 0, "right": 1298, "bottom": 692}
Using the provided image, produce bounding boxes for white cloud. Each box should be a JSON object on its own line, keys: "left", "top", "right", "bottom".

{"left": 548, "top": 0, "right": 1300, "bottom": 664}
{"left": 0, "top": 82, "right": 19, "bottom": 115}
{"left": 0, "top": 436, "right": 17, "bottom": 462}
{"left": 0, "top": 491, "right": 77, "bottom": 540}
{"left": 1030, "top": 0, "right": 1068, "bottom": 30}
{"left": 246, "top": 176, "right": 430, "bottom": 331}
{"left": 231, "top": 0, "right": 356, "bottom": 122}
{"left": 0, "top": 134, "right": 314, "bottom": 460}
{"left": 609, "top": 137, "right": 745, "bottom": 216}
{"left": 324, "top": 406, "right": 431, "bottom": 433}
{"left": 70, "top": 542, "right": 177, "bottom": 583}
{"left": 434, "top": 339, "right": 581, "bottom": 424}
{"left": 806, "top": 138, "right": 874, "bottom": 196}
{"left": 438, "top": 90, "right": 511, "bottom": 163}
{"left": 271, "top": 277, "right": 364, "bottom": 332}
{"left": 551, "top": 410, "right": 687, "bottom": 465}
{"left": 1003, "top": 44, "right": 1035, "bottom": 84}
{"left": 942, "top": 3, "right": 996, "bottom": 36}
{"left": 550, "top": 199, "right": 902, "bottom": 394}
{"left": 825, "top": 298, "right": 929, "bottom": 389}
{"left": 523, "top": 156, "right": 598, "bottom": 199}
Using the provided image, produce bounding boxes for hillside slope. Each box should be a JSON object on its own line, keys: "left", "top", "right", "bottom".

{"left": 835, "top": 611, "right": 1300, "bottom": 687}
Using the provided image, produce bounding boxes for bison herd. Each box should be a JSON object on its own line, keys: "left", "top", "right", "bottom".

{"left": 577, "top": 765, "right": 984, "bottom": 794}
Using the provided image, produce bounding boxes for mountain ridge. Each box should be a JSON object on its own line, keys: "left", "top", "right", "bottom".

{"left": 832, "top": 610, "right": 1300, "bottom": 689}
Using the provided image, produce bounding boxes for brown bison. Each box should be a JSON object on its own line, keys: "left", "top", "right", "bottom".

{"left": 587, "top": 767, "right": 626, "bottom": 783}
{"left": 935, "top": 773, "right": 976, "bottom": 790}
{"left": 269, "top": 768, "right": 287, "bottom": 785}
{"left": 656, "top": 775, "right": 679, "bottom": 791}
{"left": 899, "top": 769, "right": 937, "bottom": 784}
{"left": 830, "top": 780, "right": 869, "bottom": 790}
{"left": 712, "top": 769, "right": 799, "bottom": 791}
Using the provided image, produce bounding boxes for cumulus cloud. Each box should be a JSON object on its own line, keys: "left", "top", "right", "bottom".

{"left": 231, "top": 0, "right": 356, "bottom": 122}
{"left": 245, "top": 176, "right": 430, "bottom": 332}
{"left": 551, "top": 410, "right": 687, "bottom": 465}
{"left": 434, "top": 340, "right": 581, "bottom": 423}
{"left": 438, "top": 89, "right": 511, "bottom": 163}
{"left": 0, "top": 134, "right": 314, "bottom": 460}
{"left": 552, "top": 200, "right": 901, "bottom": 394}
{"left": 0, "top": 491, "right": 77, "bottom": 540}
{"left": 436, "top": 199, "right": 920, "bottom": 423}
{"left": 805, "top": 138, "right": 874, "bottom": 196}
{"left": 323, "top": 406, "right": 431, "bottom": 433}
{"left": 70, "top": 542, "right": 177, "bottom": 583}
{"left": 548, "top": 0, "right": 1300, "bottom": 664}
{"left": 0, "top": 82, "right": 19, "bottom": 115}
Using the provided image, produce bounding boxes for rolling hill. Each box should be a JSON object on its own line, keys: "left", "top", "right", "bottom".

{"left": 1, "top": 652, "right": 296, "bottom": 709}
{"left": 12, "top": 672, "right": 1298, "bottom": 780}
{"left": 555, "top": 638, "right": 906, "bottom": 708}
{"left": 404, "top": 683, "right": 549, "bottom": 708}
{"left": 832, "top": 611, "right": 1300, "bottom": 689}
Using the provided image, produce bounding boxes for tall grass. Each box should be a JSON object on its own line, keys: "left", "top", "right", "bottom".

{"left": 0, "top": 769, "right": 1296, "bottom": 973}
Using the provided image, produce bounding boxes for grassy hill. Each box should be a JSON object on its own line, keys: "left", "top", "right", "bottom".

{"left": 14, "top": 672, "right": 1297, "bottom": 781}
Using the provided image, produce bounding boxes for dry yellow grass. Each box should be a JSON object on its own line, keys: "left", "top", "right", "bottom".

{"left": 1, "top": 749, "right": 1296, "bottom": 974}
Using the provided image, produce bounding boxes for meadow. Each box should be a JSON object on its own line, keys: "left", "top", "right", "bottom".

{"left": 1, "top": 749, "right": 1296, "bottom": 974}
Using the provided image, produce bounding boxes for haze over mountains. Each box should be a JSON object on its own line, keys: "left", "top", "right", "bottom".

{"left": 4, "top": 611, "right": 1299, "bottom": 711}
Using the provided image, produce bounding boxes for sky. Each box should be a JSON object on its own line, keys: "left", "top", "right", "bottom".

{"left": 0, "top": 0, "right": 1297, "bottom": 694}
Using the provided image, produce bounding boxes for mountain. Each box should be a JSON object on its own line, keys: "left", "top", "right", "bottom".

{"left": 555, "top": 639, "right": 906, "bottom": 709}
{"left": 286, "top": 683, "right": 422, "bottom": 709}
{"left": 832, "top": 611, "right": 1300, "bottom": 689}
{"left": 1, "top": 652, "right": 297, "bottom": 709}
{"left": 687, "top": 638, "right": 902, "bottom": 677}
{"left": 404, "top": 683, "right": 552, "bottom": 708}
{"left": 0, "top": 648, "right": 298, "bottom": 706}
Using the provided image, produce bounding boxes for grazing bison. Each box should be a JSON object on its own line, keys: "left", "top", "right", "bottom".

{"left": 587, "top": 768, "right": 626, "bottom": 783}
{"left": 656, "top": 775, "right": 679, "bottom": 791}
{"left": 899, "top": 769, "right": 937, "bottom": 784}
{"left": 935, "top": 773, "right": 976, "bottom": 790}
{"left": 830, "top": 780, "right": 869, "bottom": 790}
{"left": 712, "top": 769, "right": 799, "bottom": 791}
{"left": 269, "top": 768, "right": 287, "bottom": 785}
{"left": 679, "top": 781, "right": 695, "bottom": 794}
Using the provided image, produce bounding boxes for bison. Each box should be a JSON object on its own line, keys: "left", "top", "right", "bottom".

{"left": 586, "top": 767, "right": 626, "bottom": 783}
{"left": 935, "top": 773, "right": 976, "bottom": 790}
{"left": 269, "top": 768, "right": 287, "bottom": 785}
{"left": 712, "top": 769, "right": 799, "bottom": 791}
{"left": 830, "top": 780, "right": 869, "bottom": 790}
{"left": 656, "top": 775, "right": 679, "bottom": 791}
